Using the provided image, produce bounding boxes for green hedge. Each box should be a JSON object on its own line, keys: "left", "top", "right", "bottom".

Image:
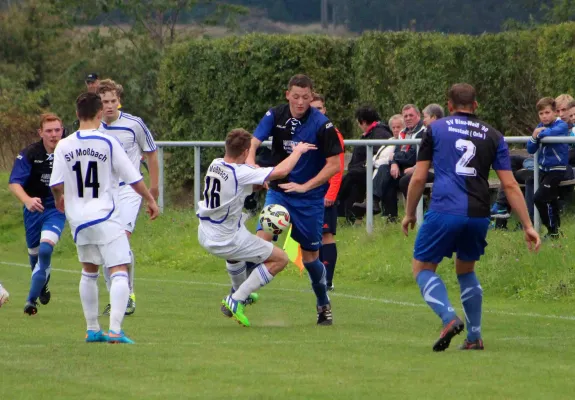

{"left": 157, "top": 34, "right": 355, "bottom": 187}
{"left": 158, "top": 24, "right": 575, "bottom": 189}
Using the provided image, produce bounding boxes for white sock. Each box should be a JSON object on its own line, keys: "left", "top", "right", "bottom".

{"left": 109, "top": 271, "right": 130, "bottom": 332}
{"left": 129, "top": 251, "right": 135, "bottom": 294}
{"left": 79, "top": 271, "right": 100, "bottom": 331}
{"left": 226, "top": 261, "right": 247, "bottom": 291}
{"left": 103, "top": 267, "right": 111, "bottom": 292}
{"left": 232, "top": 264, "right": 273, "bottom": 302}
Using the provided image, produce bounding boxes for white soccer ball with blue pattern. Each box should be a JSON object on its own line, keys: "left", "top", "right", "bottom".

{"left": 259, "top": 204, "right": 291, "bottom": 235}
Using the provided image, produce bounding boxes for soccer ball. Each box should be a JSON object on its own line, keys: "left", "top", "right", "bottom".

{"left": 259, "top": 204, "right": 290, "bottom": 235}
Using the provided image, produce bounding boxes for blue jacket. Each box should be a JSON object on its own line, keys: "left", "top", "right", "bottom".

{"left": 527, "top": 118, "right": 569, "bottom": 171}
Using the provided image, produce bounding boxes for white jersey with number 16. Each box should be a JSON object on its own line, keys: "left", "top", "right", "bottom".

{"left": 49, "top": 130, "right": 142, "bottom": 245}
{"left": 197, "top": 159, "right": 273, "bottom": 241}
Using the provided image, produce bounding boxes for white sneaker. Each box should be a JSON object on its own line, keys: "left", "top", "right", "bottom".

{"left": 0, "top": 285, "right": 9, "bottom": 307}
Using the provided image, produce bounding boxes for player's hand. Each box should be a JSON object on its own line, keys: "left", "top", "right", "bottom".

{"left": 56, "top": 197, "right": 65, "bottom": 213}
{"left": 523, "top": 227, "right": 541, "bottom": 252}
{"left": 391, "top": 164, "right": 400, "bottom": 179}
{"left": 402, "top": 215, "right": 416, "bottom": 236}
{"left": 324, "top": 198, "right": 335, "bottom": 207}
{"left": 279, "top": 182, "right": 308, "bottom": 194}
{"left": 292, "top": 142, "right": 317, "bottom": 154}
{"left": 25, "top": 197, "right": 44, "bottom": 213}
{"left": 147, "top": 201, "right": 160, "bottom": 220}
{"left": 149, "top": 186, "right": 160, "bottom": 201}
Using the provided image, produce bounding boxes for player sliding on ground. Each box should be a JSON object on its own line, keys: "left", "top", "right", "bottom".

{"left": 197, "top": 129, "right": 316, "bottom": 327}
{"left": 402, "top": 83, "right": 541, "bottom": 352}
{"left": 50, "top": 93, "right": 159, "bottom": 344}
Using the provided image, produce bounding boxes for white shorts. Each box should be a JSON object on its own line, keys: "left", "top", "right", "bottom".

{"left": 198, "top": 226, "right": 274, "bottom": 264}
{"left": 118, "top": 185, "right": 142, "bottom": 233}
{"left": 76, "top": 234, "right": 132, "bottom": 269}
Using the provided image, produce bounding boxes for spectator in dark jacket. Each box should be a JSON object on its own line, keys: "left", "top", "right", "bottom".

{"left": 355, "top": 104, "right": 425, "bottom": 221}
{"left": 337, "top": 106, "right": 391, "bottom": 222}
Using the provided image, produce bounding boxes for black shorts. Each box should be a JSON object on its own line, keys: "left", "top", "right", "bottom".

{"left": 323, "top": 205, "right": 337, "bottom": 235}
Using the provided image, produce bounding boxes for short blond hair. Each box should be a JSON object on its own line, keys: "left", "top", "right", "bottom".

{"left": 555, "top": 94, "right": 573, "bottom": 108}
{"left": 97, "top": 79, "right": 124, "bottom": 98}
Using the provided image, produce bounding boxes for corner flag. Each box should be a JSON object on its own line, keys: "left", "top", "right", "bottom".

{"left": 283, "top": 226, "right": 304, "bottom": 274}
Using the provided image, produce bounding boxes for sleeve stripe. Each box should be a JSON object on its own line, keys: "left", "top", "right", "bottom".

{"left": 262, "top": 168, "right": 274, "bottom": 184}
{"left": 124, "top": 114, "right": 157, "bottom": 151}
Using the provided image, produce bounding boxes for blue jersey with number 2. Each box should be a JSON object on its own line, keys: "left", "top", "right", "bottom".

{"left": 418, "top": 112, "right": 511, "bottom": 218}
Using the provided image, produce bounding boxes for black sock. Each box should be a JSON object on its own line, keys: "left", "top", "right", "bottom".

{"left": 320, "top": 243, "right": 337, "bottom": 287}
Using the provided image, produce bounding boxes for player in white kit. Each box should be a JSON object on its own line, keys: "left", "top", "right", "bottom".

{"left": 96, "top": 79, "right": 159, "bottom": 315}
{"left": 50, "top": 92, "right": 159, "bottom": 344}
{"left": 197, "top": 129, "right": 316, "bottom": 327}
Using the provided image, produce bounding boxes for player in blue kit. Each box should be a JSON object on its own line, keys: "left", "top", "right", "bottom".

{"left": 247, "top": 75, "right": 343, "bottom": 325}
{"left": 9, "top": 113, "right": 66, "bottom": 315}
{"left": 402, "top": 83, "right": 540, "bottom": 351}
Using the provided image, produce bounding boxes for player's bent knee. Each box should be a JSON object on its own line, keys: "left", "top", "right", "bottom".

{"left": 257, "top": 229, "right": 273, "bottom": 242}
{"left": 40, "top": 230, "right": 60, "bottom": 246}
{"left": 455, "top": 259, "right": 476, "bottom": 275}
{"left": 412, "top": 259, "right": 437, "bottom": 279}
{"left": 82, "top": 263, "right": 99, "bottom": 274}
{"left": 322, "top": 233, "right": 335, "bottom": 245}
{"left": 265, "top": 247, "right": 289, "bottom": 275}
{"left": 108, "top": 264, "right": 130, "bottom": 275}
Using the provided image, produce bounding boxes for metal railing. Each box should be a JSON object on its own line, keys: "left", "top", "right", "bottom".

{"left": 156, "top": 136, "right": 575, "bottom": 234}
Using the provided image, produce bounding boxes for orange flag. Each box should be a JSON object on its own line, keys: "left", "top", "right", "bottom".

{"left": 283, "top": 226, "right": 304, "bottom": 274}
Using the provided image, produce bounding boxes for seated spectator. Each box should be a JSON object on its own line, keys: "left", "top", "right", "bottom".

{"left": 352, "top": 114, "right": 404, "bottom": 215}
{"left": 398, "top": 103, "right": 444, "bottom": 200}
{"left": 337, "top": 106, "right": 392, "bottom": 223}
{"left": 354, "top": 104, "right": 425, "bottom": 222}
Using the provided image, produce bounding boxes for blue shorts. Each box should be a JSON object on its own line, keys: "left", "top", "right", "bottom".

{"left": 322, "top": 205, "right": 337, "bottom": 235}
{"left": 413, "top": 210, "right": 490, "bottom": 264}
{"left": 257, "top": 189, "right": 324, "bottom": 251}
{"left": 24, "top": 207, "right": 66, "bottom": 249}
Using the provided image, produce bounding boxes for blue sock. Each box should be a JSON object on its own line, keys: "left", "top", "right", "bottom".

{"left": 29, "top": 253, "right": 38, "bottom": 272}
{"left": 304, "top": 259, "right": 329, "bottom": 307}
{"left": 416, "top": 270, "right": 456, "bottom": 325}
{"left": 458, "top": 271, "right": 483, "bottom": 342}
{"left": 27, "top": 242, "right": 53, "bottom": 302}
{"left": 320, "top": 243, "right": 337, "bottom": 287}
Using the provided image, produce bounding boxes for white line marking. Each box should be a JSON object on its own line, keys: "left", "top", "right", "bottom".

{"left": 2, "top": 261, "right": 575, "bottom": 322}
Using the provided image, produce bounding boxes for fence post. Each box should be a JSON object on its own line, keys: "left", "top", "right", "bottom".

{"left": 158, "top": 147, "right": 164, "bottom": 213}
{"left": 415, "top": 144, "right": 424, "bottom": 226}
{"left": 533, "top": 149, "right": 540, "bottom": 232}
{"left": 194, "top": 146, "right": 201, "bottom": 212}
{"left": 365, "top": 145, "right": 374, "bottom": 234}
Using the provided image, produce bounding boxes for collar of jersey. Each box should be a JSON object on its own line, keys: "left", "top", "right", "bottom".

{"left": 452, "top": 111, "right": 477, "bottom": 118}
{"left": 288, "top": 106, "right": 312, "bottom": 123}
{"left": 101, "top": 112, "right": 123, "bottom": 127}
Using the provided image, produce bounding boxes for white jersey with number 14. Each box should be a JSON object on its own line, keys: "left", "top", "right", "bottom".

{"left": 49, "top": 130, "right": 142, "bottom": 245}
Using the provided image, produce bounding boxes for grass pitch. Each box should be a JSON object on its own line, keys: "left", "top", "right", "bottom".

{"left": 2, "top": 172, "right": 575, "bottom": 399}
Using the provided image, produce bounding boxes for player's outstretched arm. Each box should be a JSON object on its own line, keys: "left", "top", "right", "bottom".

{"left": 402, "top": 160, "right": 430, "bottom": 236}
{"left": 246, "top": 137, "right": 262, "bottom": 166}
{"left": 278, "top": 153, "right": 338, "bottom": 194}
{"left": 268, "top": 142, "right": 317, "bottom": 181}
{"left": 496, "top": 170, "right": 541, "bottom": 252}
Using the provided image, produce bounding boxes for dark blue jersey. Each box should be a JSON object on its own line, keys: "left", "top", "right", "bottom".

{"left": 418, "top": 112, "right": 511, "bottom": 218}
{"left": 9, "top": 140, "right": 56, "bottom": 208}
{"left": 254, "top": 104, "right": 343, "bottom": 199}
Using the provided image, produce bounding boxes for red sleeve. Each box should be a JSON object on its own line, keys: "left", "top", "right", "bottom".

{"left": 326, "top": 129, "right": 345, "bottom": 202}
